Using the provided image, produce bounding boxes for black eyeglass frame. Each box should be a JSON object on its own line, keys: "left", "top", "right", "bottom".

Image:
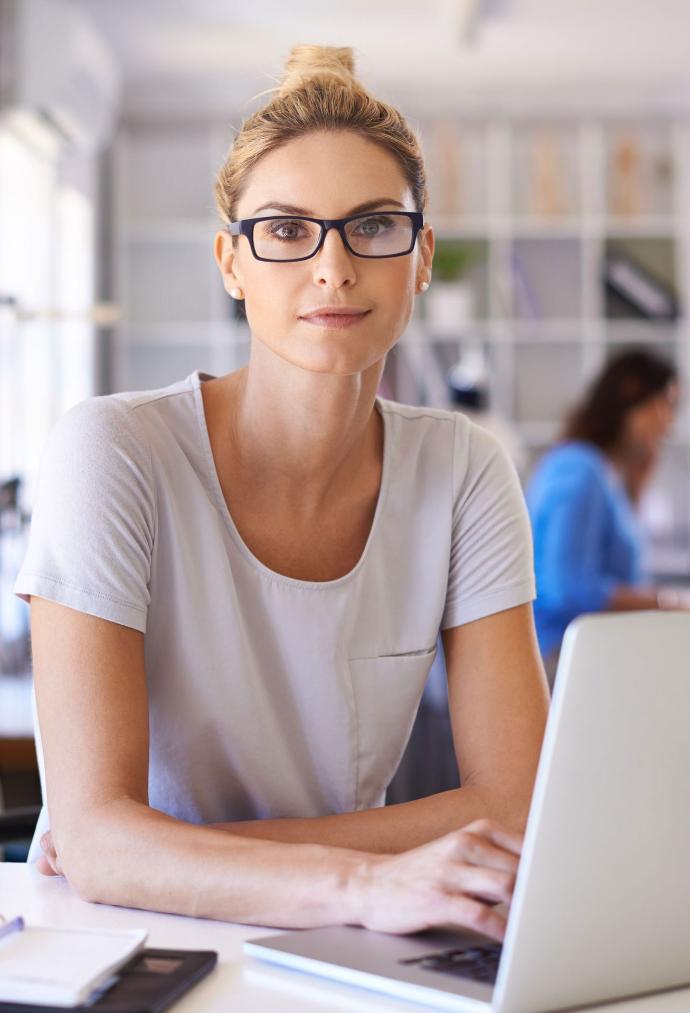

{"left": 226, "top": 211, "right": 425, "bottom": 262}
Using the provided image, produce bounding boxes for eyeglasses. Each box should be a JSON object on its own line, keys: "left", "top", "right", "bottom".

{"left": 226, "top": 211, "right": 424, "bottom": 263}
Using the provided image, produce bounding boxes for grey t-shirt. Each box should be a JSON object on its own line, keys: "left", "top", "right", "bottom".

{"left": 14, "top": 370, "right": 535, "bottom": 860}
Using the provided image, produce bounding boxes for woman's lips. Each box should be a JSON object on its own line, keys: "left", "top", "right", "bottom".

{"left": 300, "top": 310, "right": 371, "bottom": 329}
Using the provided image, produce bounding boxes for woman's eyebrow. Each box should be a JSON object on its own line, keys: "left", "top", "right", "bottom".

{"left": 250, "top": 198, "right": 406, "bottom": 216}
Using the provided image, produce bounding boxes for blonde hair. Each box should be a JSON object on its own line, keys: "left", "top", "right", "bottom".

{"left": 214, "top": 44, "right": 427, "bottom": 227}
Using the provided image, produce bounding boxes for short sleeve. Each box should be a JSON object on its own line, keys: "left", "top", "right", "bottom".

{"left": 530, "top": 457, "right": 618, "bottom": 615}
{"left": 441, "top": 417, "right": 535, "bottom": 630}
{"left": 13, "top": 397, "right": 156, "bottom": 633}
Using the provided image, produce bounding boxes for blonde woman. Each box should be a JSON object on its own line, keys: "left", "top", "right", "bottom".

{"left": 15, "top": 45, "right": 548, "bottom": 941}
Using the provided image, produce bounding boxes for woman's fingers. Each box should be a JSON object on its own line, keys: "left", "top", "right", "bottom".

{"left": 440, "top": 893, "right": 509, "bottom": 943}
{"left": 460, "top": 818, "right": 524, "bottom": 857}
{"left": 435, "top": 824, "right": 521, "bottom": 877}
{"left": 444, "top": 863, "right": 516, "bottom": 906}
{"left": 36, "top": 854, "right": 61, "bottom": 876}
{"left": 37, "top": 831, "right": 63, "bottom": 876}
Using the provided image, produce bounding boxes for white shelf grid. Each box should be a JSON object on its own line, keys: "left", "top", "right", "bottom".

{"left": 410, "top": 113, "right": 689, "bottom": 522}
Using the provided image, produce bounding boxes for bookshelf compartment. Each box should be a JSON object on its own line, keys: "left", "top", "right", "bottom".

{"left": 511, "top": 124, "right": 580, "bottom": 220}
{"left": 605, "top": 124, "right": 675, "bottom": 220}
{"left": 512, "top": 238, "right": 583, "bottom": 321}
{"left": 514, "top": 342, "right": 584, "bottom": 426}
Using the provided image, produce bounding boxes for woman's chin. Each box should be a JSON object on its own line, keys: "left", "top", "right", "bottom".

{"left": 272, "top": 339, "right": 384, "bottom": 377}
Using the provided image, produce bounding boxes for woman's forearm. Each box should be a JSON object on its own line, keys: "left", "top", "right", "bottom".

{"left": 58, "top": 797, "right": 372, "bottom": 927}
{"left": 209, "top": 784, "right": 528, "bottom": 853}
{"left": 607, "top": 585, "right": 659, "bottom": 611}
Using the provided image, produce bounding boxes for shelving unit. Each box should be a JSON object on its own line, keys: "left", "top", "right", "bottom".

{"left": 395, "top": 117, "right": 690, "bottom": 569}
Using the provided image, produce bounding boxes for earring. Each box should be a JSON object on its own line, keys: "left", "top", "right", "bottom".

{"left": 230, "top": 287, "right": 244, "bottom": 300}
{"left": 419, "top": 280, "right": 430, "bottom": 293}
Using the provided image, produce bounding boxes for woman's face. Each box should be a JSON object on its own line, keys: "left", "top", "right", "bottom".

{"left": 623, "top": 381, "right": 679, "bottom": 452}
{"left": 214, "top": 130, "right": 434, "bottom": 376}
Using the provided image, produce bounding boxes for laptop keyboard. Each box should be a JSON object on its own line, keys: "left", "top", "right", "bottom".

{"left": 400, "top": 943, "right": 502, "bottom": 984}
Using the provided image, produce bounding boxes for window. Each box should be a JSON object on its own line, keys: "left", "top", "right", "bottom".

{"left": 0, "top": 127, "right": 96, "bottom": 671}
{"left": 0, "top": 128, "right": 95, "bottom": 506}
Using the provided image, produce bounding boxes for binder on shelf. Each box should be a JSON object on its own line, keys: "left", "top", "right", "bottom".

{"left": 604, "top": 251, "right": 677, "bottom": 321}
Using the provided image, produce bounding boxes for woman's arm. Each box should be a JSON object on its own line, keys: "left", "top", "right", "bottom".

{"left": 203, "top": 604, "right": 548, "bottom": 848}
{"left": 607, "top": 586, "right": 659, "bottom": 610}
{"left": 444, "top": 602, "right": 549, "bottom": 832}
{"left": 31, "top": 596, "right": 523, "bottom": 940}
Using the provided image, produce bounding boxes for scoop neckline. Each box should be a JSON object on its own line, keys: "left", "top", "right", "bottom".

{"left": 189, "top": 369, "right": 390, "bottom": 590}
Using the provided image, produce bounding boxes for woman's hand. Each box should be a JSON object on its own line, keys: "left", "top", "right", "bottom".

{"left": 352, "top": 818, "right": 522, "bottom": 941}
{"left": 37, "top": 831, "right": 63, "bottom": 877}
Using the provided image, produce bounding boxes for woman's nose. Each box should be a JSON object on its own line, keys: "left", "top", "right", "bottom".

{"left": 312, "top": 227, "right": 357, "bottom": 288}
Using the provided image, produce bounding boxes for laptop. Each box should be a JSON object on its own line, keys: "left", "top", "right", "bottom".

{"left": 245, "top": 611, "right": 690, "bottom": 1012}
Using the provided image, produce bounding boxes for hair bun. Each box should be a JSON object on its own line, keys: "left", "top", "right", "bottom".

{"left": 278, "top": 44, "right": 357, "bottom": 97}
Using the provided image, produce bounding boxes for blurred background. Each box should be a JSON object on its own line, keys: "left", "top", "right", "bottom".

{"left": 2, "top": 0, "right": 690, "bottom": 851}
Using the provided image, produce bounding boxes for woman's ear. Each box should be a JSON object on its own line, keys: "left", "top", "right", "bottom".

{"left": 415, "top": 224, "right": 435, "bottom": 292}
{"left": 214, "top": 230, "right": 244, "bottom": 297}
{"left": 420, "top": 223, "right": 435, "bottom": 276}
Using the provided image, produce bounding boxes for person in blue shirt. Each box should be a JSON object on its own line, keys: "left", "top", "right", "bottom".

{"left": 527, "top": 349, "right": 679, "bottom": 681}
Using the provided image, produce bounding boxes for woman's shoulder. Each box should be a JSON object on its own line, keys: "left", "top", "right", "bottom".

{"left": 378, "top": 397, "right": 502, "bottom": 468}
{"left": 538, "top": 439, "right": 606, "bottom": 473}
{"left": 376, "top": 396, "right": 457, "bottom": 427}
{"left": 377, "top": 397, "right": 501, "bottom": 450}
{"left": 529, "top": 441, "right": 609, "bottom": 500}
{"left": 50, "top": 372, "right": 199, "bottom": 452}
{"left": 378, "top": 400, "right": 520, "bottom": 520}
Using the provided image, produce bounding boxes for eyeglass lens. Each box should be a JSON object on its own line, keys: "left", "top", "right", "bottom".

{"left": 252, "top": 214, "right": 415, "bottom": 260}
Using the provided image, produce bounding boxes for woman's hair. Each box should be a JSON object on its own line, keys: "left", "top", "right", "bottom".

{"left": 214, "top": 44, "right": 427, "bottom": 227}
{"left": 563, "top": 348, "right": 678, "bottom": 450}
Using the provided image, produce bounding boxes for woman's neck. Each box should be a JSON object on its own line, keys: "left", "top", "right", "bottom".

{"left": 606, "top": 439, "right": 656, "bottom": 505}
{"left": 215, "top": 341, "right": 385, "bottom": 503}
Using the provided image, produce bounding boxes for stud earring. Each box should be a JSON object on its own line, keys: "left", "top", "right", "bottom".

{"left": 419, "top": 280, "right": 430, "bottom": 293}
{"left": 230, "top": 287, "right": 244, "bottom": 300}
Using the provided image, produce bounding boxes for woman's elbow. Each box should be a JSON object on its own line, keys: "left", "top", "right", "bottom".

{"left": 50, "top": 803, "right": 142, "bottom": 905}
{"left": 47, "top": 824, "right": 105, "bottom": 902}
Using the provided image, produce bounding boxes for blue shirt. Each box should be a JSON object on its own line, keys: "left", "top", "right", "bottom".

{"left": 526, "top": 441, "right": 645, "bottom": 657}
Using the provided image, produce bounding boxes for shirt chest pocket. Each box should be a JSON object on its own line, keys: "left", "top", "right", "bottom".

{"left": 348, "top": 645, "right": 437, "bottom": 810}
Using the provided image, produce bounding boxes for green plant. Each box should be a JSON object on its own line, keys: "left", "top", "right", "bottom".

{"left": 432, "top": 239, "right": 483, "bottom": 282}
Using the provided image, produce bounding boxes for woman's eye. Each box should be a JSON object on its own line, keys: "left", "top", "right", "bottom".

{"left": 268, "top": 220, "right": 305, "bottom": 241}
{"left": 352, "top": 215, "right": 394, "bottom": 236}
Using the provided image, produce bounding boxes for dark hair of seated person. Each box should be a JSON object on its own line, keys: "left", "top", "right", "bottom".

{"left": 563, "top": 348, "right": 678, "bottom": 452}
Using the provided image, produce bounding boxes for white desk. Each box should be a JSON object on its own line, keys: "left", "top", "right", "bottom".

{"left": 1, "top": 864, "right": 689, "bottom": 1012}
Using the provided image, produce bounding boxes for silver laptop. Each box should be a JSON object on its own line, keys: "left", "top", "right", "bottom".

{"left": 245, "top": 612, "right": 690, "bottom": 1012}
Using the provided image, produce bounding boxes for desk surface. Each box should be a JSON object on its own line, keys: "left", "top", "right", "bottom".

{"left": 1, "top": 865, "right": 689, "bottom": 1013}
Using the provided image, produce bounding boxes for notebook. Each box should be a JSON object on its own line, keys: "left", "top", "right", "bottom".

{"left": 0, "top": 921, "right": 147, "bottom": 1007}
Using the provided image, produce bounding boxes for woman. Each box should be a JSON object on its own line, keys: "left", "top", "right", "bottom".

{"left": 527, "top": 348, "right": 680, "bottom": 681}
{"left": 14, "top": 45, "right": 548, "bottom": 940}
